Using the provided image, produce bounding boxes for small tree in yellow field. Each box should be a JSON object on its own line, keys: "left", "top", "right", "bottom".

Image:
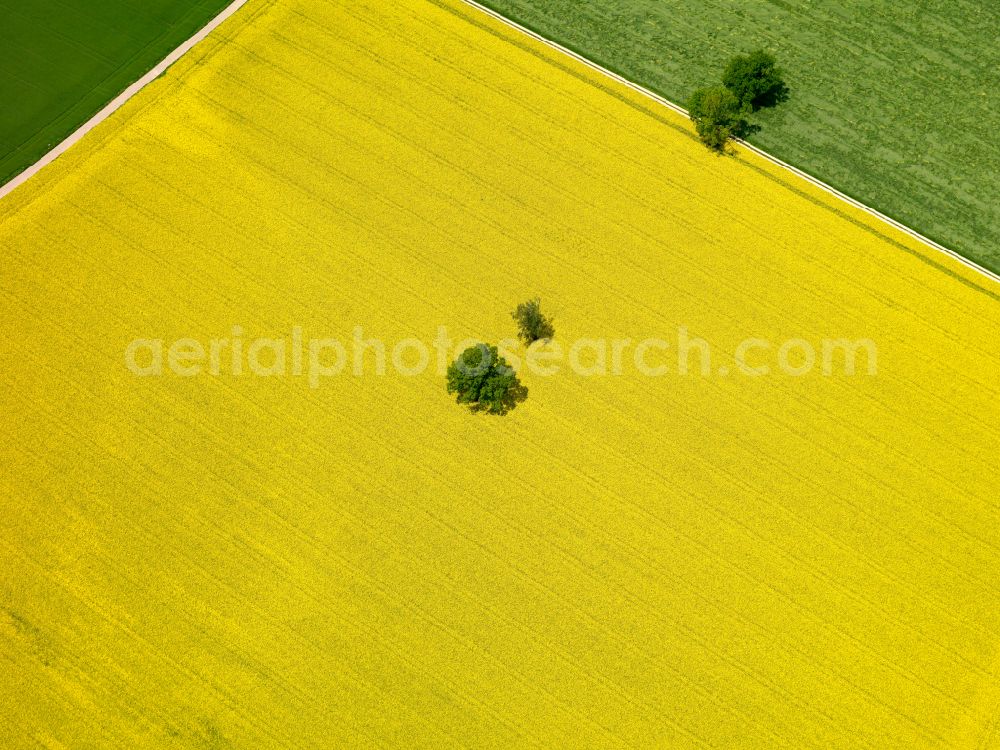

{"left": 512, "top": 298, "right": 555, "bottom": 345}
{"left": 446, "top": 343, "right": 526, "bottom": 415}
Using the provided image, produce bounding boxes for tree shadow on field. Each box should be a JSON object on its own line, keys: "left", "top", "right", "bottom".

{"left": 192, "top": 718, "right": 233, "bottom": 749}
{"left": 752, "top": 81, "right": 791, "bottom": 111}
{"left": 469, "top": 382, "right": 528, "bottom": 416}
{"left": 501, "top": 382, "right": 529, "bottom": 415}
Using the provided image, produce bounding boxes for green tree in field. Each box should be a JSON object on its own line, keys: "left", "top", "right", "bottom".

{"left": 446, "top": 343, "right": 526, "bottom": 415}
{"left": 512, "top": 298, "right": 555, "bottom": 345}
{"left": 688, "top": 86, "right": 749, "bottom": 152}
{"left": 721, "top": 49, "right": 788, "bottom": 111}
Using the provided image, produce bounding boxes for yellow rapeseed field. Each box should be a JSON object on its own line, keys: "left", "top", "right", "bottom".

{"left": 2, "top": 0, "right": 999, "bottom": 746}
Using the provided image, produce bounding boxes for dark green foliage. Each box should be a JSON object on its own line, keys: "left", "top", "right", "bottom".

{"left": 687, "top": 86, "right": 749, "bottom": 152}
{"left": 446, "top": 344, "right": 527, "bottom": 415}
{"left": 512, "top": 298, "right": 555, "bottom": 345}
{"left": 721, "top": 49, "right": 788, "bottom": 110}
{"left": 689, "top": 51, "right": 784, "bottom": 151}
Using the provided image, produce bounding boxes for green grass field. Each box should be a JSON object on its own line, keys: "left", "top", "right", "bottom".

{"left": 478, "top": 0, "right": 1000, "bottom": 274}
{"left": 0, "top": 0, "right": 231, "bottom": 187}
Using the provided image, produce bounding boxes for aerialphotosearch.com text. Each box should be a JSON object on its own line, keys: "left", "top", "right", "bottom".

{"left": 125, "top": 325, "right": 878, "bottom": 388}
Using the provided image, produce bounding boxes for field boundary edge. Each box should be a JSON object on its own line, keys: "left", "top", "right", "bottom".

{"left": 453, "top": 0, "right": 1000, "bottom": 288}
{"left": 0, "top": 0, "right": 252, "bottom": 203}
